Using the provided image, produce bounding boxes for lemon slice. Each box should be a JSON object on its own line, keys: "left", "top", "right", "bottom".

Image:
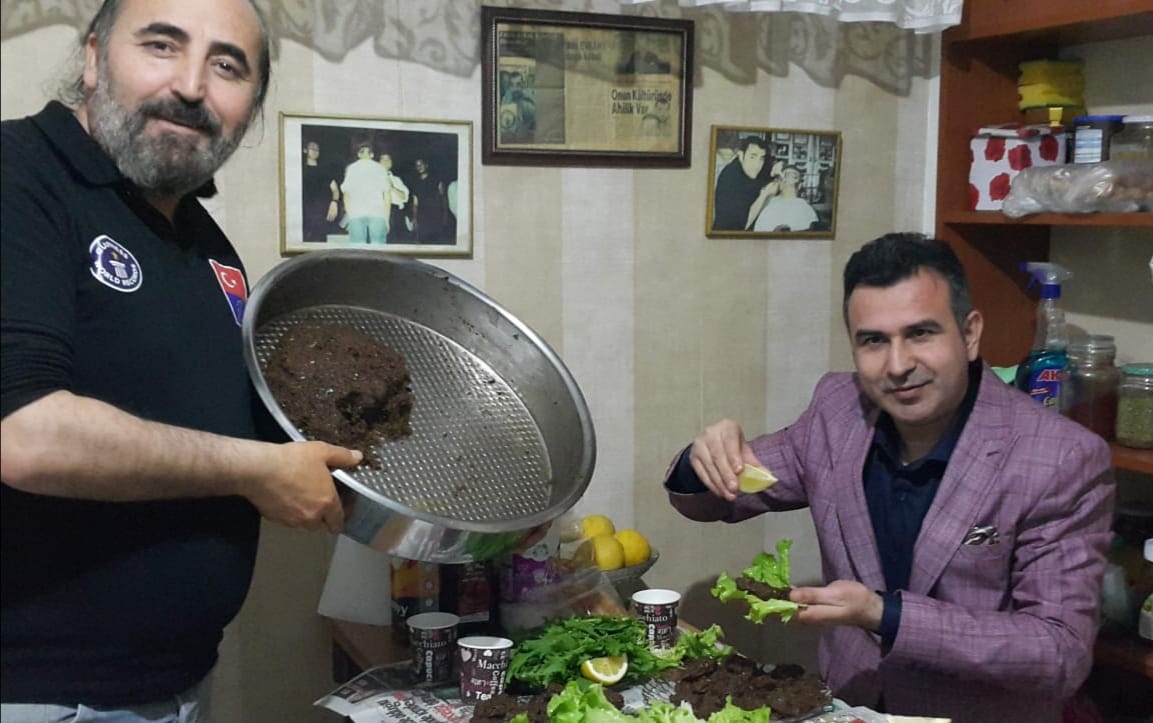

{"left": 738, "top": 464, "right": 778, "bottom": 493}
{"left": 580, "top": 655, "right": 628, "bottom": 685}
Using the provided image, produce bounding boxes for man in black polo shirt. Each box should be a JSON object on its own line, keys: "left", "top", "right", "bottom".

{"left": 664, "top": 234, "right": 1114, "bottom": 723}
{"left": 0, "top": 0, "right": 362, "bottom": 719}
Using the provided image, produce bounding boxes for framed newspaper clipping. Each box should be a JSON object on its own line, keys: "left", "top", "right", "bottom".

{"left": 481, "top": 6, "right": 693, "bottom": 167}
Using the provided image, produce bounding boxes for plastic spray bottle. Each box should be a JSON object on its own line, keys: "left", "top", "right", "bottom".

{"left": 1014, "top": 262, "right": 1073, "bottom": 407}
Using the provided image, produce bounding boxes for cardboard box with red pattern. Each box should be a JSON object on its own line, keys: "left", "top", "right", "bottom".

{"left": 969, "top": 123, "right": 1067, "bottom": 211}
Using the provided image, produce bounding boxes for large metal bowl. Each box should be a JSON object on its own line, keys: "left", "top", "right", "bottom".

{"left": 242, "top": 250, "right": 596, "bottom": 563}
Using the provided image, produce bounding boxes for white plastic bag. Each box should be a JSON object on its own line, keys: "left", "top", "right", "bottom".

{"left": 1001, "top": 159, "right": 1153, "bottom": 217}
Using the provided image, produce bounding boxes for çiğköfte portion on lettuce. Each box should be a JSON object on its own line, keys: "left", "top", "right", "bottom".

{"left": 710, "top": 539, "right": 802, "bottom": 623}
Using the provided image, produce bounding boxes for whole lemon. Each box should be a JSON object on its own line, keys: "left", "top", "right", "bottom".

{"left": 613, "top": 529, "right": 651, "bottom": 567}
{"left": 587, "top": 534, "right": 625, "bottom": 571}
{"left": 581, "top": 514, "right": 616, "bottom": 539}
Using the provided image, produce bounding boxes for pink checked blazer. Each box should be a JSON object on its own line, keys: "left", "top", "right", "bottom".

{"left": 667, "top": 365, "right": 1115, "bottom": 723}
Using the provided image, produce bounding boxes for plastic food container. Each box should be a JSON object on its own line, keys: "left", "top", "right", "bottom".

{"left": 1071, "top": 114, "right": 1125, "bottom": 163}
{"left": 1116, "top": 363, "right": 1153, "bottom": 449}
{"left": 1110, "top": 115, "right": 1153, "bottom": 160}
{"left": 1061, "top": 334, "right": 1120, "bottom": 440}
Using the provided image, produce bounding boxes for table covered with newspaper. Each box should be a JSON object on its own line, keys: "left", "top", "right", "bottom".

{"left": 311, "top": 661, "right": 903, "bottom": 723}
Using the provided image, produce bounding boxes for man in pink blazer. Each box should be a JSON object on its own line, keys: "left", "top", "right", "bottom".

{"left": 666, "top": 233, "right": 1114, "bottom": 723}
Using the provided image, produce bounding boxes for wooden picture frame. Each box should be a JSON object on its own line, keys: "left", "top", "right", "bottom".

{"left": 706, "top": 126, "right": 842, "bottom": 239}
{"left": 279, "top": 112, "right": 472, "bottom": 256}
{"left": 480, "top": 6, "right": 693, "bottom": 167}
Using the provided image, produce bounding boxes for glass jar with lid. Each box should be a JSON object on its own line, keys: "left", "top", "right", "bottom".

{"left": 1110, "top": 115, "right": 1153, "bottom": 160}
{"left": 1116, "top": 363, "right": 1153, "bottom": 449}
{"left": 1060, "top": 334, "right": 1120, "bottom": 440}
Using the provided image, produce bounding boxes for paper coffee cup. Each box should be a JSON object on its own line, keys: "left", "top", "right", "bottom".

{"left": 458, "top": 635, "right": 514, "bottom": 703}
{"left": 632, "top": 588, "right": 681, "bottom": 648}
{"left": 407, "top": 611, "right": 460, "bottom": 684}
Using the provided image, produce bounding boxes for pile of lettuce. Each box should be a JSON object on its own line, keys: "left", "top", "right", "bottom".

{"left": 507, "top": 615, "right": 732, "bottom": 690}
{"left": 710, "top": 539, "right": 801, "bottom": 623}
{"left": 508, "top": 680, "right": 770, "bottom": 723}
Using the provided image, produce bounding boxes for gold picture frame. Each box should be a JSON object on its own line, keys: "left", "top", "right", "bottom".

{"left": 279, "top": 112, "right": 473, "bottom": 256}
{"left": 481, "top": 6, "right": 694, "bottom": 167}
{"left": 706, "top": 126, "right": 842, "bottom": 239}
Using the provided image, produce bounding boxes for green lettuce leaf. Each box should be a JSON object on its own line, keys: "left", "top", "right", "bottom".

{"left": 706, "top": 697, "right": 771, "bottom": 722}
{"left": 672, "top": 623, "right": 733, "bottom": 661}
{"left": 745, "top": 539, "right": 793, "bottom": 589}
{"left": 508, "top": 615, "right": 680, "bottom": 689}
{"left": 633, "top": 699, "right": 703, "bottom": 722}
{"left": 710, "top": 539, "right": 801, "bottom": 623}
{"left": 546, "top": 681, "right": 632, "bottom": 723}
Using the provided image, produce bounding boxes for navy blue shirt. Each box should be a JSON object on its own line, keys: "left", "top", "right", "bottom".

{"left": 867, "top": 361, "right": 981, "bottom": 646}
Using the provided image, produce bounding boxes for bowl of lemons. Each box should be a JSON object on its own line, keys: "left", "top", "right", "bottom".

{"left": 567, "top": 514, "right": 658, "bottom": 593}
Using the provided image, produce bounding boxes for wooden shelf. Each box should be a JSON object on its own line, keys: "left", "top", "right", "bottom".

{"left": 935, "top": 1, "right": 1153, "bottom": 368}
{"left": 1112, "top": 443, "right": 1153, "bottom": 475}
{"left": 946, "top": 1, "right": 1153, "bottom": 44}
{"left": 943, "top": 211, "right": 1153, "bottom": 227}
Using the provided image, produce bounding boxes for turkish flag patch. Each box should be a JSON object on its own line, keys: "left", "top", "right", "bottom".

{"left": 209, "top": 259, "right": 248, "bottom": 326}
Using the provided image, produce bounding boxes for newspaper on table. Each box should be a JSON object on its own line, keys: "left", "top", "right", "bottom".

{"left": 314, "top": 663, "right": 470, "bottom": 723}
{"left": 315, "top": 661, "right": 852, "bottom": 722}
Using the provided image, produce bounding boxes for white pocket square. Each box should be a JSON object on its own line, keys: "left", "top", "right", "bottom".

{"left": 962, "top": 525, "right": 999, "bottom": 545}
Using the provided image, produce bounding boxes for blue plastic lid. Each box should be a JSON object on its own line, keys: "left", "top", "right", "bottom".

{"left": 1073, "top": 115, "right": 1125, "bottom": 124}
{"left": 1121, "top": 363, "right": 1153, "bottom": 377}
{"left": 1040, "top": 284, "right": 1061, "bottom": 299}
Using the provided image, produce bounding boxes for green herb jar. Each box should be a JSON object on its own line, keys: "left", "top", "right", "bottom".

{"left": 1116, "top": 363, "right": 1153, "bottom": 449}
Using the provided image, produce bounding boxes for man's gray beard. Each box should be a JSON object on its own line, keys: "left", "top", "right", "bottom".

{"left": 86, "top": 72, "right": 248, "bottom": 197}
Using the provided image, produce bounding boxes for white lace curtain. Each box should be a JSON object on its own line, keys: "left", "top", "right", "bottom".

{"left": 622, "top": 0, "right": 964, "bottom": 34}
{"left": 1, "top": 0, "right": 948, "bottom": 95}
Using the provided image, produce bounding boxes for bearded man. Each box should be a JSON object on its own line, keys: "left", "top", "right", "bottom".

{"left": 0, "top": 1, "right": 362, "bottom": 720}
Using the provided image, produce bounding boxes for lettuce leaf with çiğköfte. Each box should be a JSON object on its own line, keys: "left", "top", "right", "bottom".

{"left": 542, "top": 680, "right": 770, "bottom": 723}
{"left": 710, "top": 539, "right": 802, "bottom": 623}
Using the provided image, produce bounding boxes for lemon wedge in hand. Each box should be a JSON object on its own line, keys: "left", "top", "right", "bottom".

{"left": 580, "top": 655, "right": 628, "bottom": 685}
{"left": 738, "top": 464, "right": 778, "bottom": 493}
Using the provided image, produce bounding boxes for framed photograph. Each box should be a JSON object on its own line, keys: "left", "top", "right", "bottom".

{"left": 706, "top": 126, "right": 842, "bottom": 239}
{"left": 480, "top": 6, "right": 693, "bottom": 167}
{"left": 279, "top": 112, "right": 472, "bottom": 256}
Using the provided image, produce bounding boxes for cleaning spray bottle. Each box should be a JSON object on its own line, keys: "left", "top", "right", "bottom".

{"left": 1014, "top": 262, "right": 1073, "bottom": 407}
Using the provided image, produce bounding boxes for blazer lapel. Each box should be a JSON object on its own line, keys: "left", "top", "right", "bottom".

{"left": 832, "top": 399, "right": 887, "bottom": 592}
{"left": 909, "top": 366, "right": 1012, "bottom": 594}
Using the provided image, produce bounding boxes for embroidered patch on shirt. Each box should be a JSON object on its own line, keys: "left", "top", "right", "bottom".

{"left": 89, "top": 235, "right": 142, "bottom": 292}
{"left": 209, "top": 259, "right": 247, "bottom": 326}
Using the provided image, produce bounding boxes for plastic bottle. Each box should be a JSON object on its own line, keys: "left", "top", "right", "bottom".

{"left": 1014, "top": 262, "right": 1073, "bottom": 408}
{"left": 390, "top": 557, "right": 441, "bottom": 645}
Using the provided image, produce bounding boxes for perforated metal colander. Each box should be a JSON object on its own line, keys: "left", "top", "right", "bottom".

{"left": 242, "top": 250, "right": 595, "bottom": 563}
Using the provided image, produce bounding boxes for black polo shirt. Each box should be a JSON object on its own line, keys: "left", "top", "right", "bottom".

{"left": 1, "top": 102, "right": 263, "bottom": 704}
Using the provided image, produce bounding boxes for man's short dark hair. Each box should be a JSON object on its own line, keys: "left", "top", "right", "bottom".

{"left": 739, "top": 135, "right": 768, "bottom": 154}
{"left": 842, "top": 233, "right": 973, "bottom": 329}
{"left": 61, "top": 0, "right": 272, "bottom": 115}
